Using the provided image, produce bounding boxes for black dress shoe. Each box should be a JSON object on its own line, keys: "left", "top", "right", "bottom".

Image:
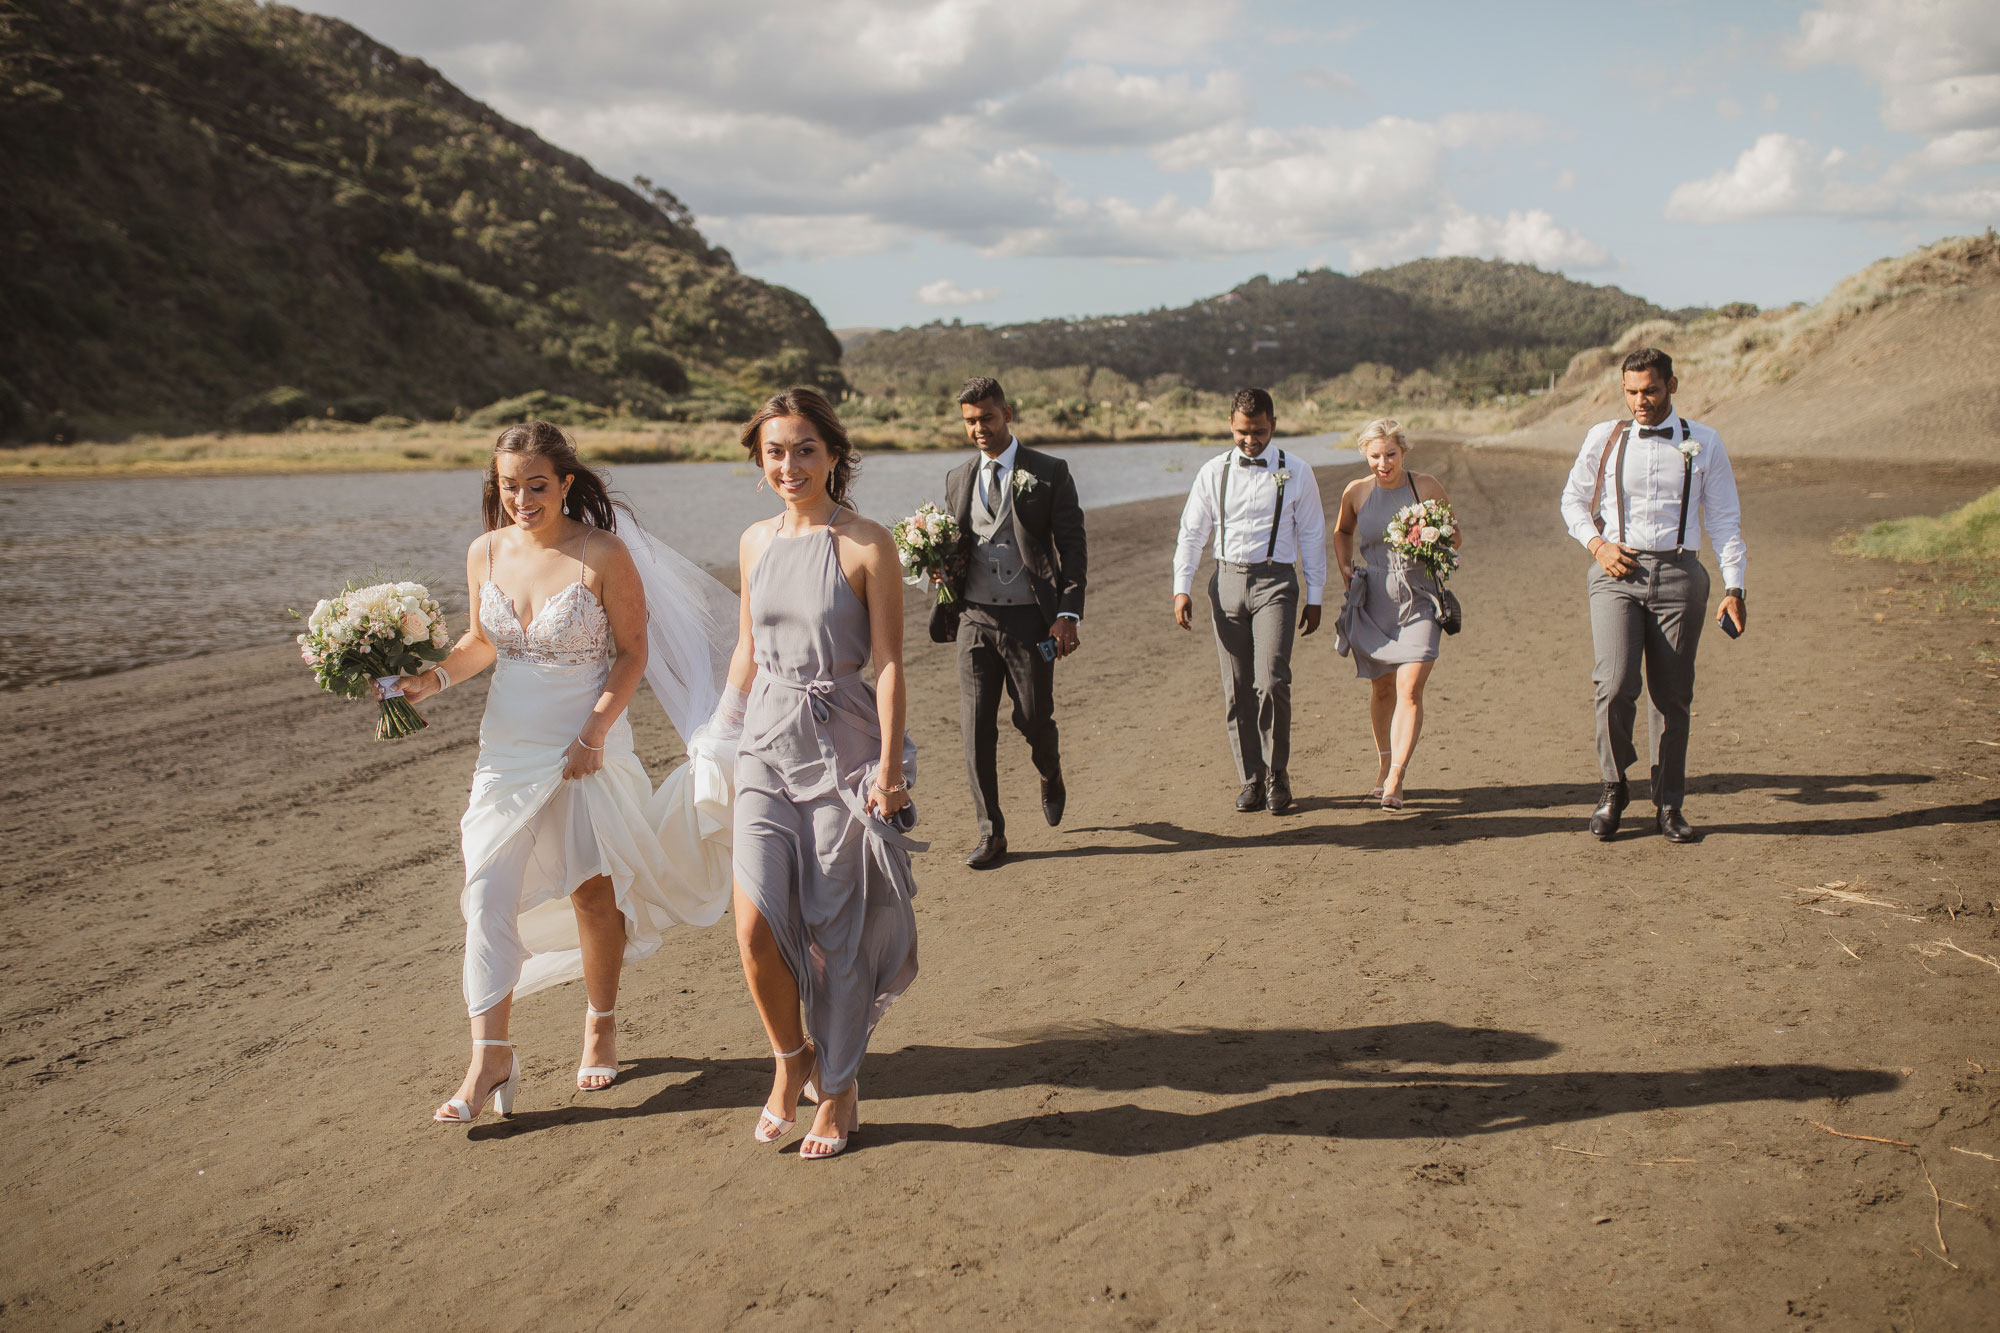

{"left": 964, "top": 833, "right": 1008, "bottom": 868}
{"left": 1267, "top": 772, "right": 1293, "bottom": 815}
{"left": 1657, "top": 806, "right": 1697, "bottom": 843}
{"left": 1236, "top": 780, "right": 1266, "bottom": 812}
{"left": 1589, "top": 781, "right": 1629, "bottom": 840}
{"left": 1041, "top": 768, "right": 1066, "bottom": 827}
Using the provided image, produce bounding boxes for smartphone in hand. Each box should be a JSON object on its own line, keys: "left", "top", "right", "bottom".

{"left": 1036, "top": 637, "right": 1060, "bottom": 662}
{"left": 1720, "top": 607, "right": 1742, "bottom": 638}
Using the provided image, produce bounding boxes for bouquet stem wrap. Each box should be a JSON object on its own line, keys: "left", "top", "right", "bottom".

{"left": 373, "top": 674, "right": 429, "bottom": 739}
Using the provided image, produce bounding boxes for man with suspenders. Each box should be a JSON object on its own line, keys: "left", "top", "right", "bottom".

{"left": 1173, "top": 387, "right": 1328, "bottom": 815}
{"left": 1560, "top": 347, "right": 1749, "bottom": 843}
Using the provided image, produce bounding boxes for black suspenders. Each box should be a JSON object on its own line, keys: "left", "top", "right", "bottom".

{"left": 1216, "top": 448, "right": 1289, "bottom": 564}
{"left": 1674, "top": 419, "right": 1692, "bottom": 553}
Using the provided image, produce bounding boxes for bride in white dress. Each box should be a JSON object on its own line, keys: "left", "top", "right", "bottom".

{"left": 384, "top": 421, "right": 740, "bottom": 1124}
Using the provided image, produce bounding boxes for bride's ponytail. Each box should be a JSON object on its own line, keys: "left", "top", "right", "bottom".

{"left": 483, "top": 421, "right": 629, "bottom": 532}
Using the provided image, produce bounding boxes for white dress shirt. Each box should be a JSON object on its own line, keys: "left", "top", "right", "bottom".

{"left": 1173, "top": 446, "right": 1329, "bottom": 602}
{"left": 1559, "top": 412, "right": 1748, "bottom": 589}
{"left": 974, "top": 437, "right": 1020, "bottom": 513}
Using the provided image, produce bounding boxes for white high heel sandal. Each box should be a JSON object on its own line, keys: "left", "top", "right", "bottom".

{"left": 753, "top": 1040, "right": 817, "bottom": 1144}
{"left": 801, "top": 1089, "right": 859, "bottom": 1161}
{"left": 1381, "top": 762, "right": 1408, "bottom": 811}
{"left": 1369, "top": 750, "right": 1391, "bottom": 800}
{"left": 434, "top": 1038, "right": 519, "bottom": 1123}
{"left": 577, "top": 1005, "right": 618, "bottom": 1091}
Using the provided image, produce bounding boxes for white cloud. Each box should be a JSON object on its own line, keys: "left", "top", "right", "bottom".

{"left": 1437, "top": 209, "right": 1613, "bottom": 270}
{"left": 1788, "top": 0, "right": 2000, "bottom": 136}
{"left": 308, "top": 0, "right": 1605, "bottom": 274}
{"left": 983, "top": 66, "right": 1250, "bottom": 148}
{"left": 1666, "top": 131, "right": 2000, "bottom": 222}
{"left": 915, "top": 279, "right": 1002, "bottom": 306}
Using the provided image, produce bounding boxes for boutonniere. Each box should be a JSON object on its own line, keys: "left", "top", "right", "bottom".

{"left": 1011, "top": 468, "right": 1037, "bottom": 496}
{"left": 1677, "top": 440, "right": 1701, "bottom": 465}
{"left": 1275, "top": 468, "right": 1292, "bottom": 486}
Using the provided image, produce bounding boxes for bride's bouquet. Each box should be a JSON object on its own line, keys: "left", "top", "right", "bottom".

{"left": 295, "top": 580, "right": 451, "bottom": 739}
{"left": 891, "top": 503, "right": 963, "bottom": 604}
{"left": 1385, "top": 498, "right": 1460, "bottom": 582}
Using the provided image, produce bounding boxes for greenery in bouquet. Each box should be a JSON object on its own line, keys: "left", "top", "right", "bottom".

{"left": 892, "top": 503, "right": 964, "bottom": 604}
{"left": 294, "top": 581, "right": 451, "bottom": 739}
{"left": 1385, "top": 498, "right": 1461, "bottom": 583}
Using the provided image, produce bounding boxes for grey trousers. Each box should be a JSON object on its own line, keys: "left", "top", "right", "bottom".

{"left": 1209, "top": 562, "right": 1299, "bottom": 785}
{"left": 957, "top": 602, "right": 1060, "bottom": 839}
{"left": 1587, "top": 551, "right": 1710, "bottom": 807}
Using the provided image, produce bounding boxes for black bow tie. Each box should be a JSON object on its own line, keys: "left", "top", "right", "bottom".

{"left": 1637, "top": 426, "right": 1673, "bottom": 439}
{"left": 1236, "top": 455, "right": 1268, "bottom": 467}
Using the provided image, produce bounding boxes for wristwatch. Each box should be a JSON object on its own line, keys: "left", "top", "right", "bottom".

{"left": 1724, "top": 587, "right": 1746, "bottom": 602}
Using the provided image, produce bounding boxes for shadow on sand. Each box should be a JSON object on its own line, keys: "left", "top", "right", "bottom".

{"left": 468, "top": 1021, "right": 1899, "bottom": 1155}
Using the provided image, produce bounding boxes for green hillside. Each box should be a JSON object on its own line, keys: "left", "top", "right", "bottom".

{"left": 0, "top": 0, "right": 842, "bottom": 441}
{"left": 844, "top": 258, "right": 1666, "bottom": 398}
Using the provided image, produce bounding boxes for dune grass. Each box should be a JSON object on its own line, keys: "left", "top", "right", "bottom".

{"left": 1846, "top": 487, "right": 2000, "bottom": 563}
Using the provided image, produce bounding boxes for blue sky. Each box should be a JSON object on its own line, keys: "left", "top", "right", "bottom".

{"left": 308, "top": 0, "right": 1998, "bottom": 328}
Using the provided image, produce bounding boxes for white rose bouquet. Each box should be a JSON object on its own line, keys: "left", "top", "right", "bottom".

{"left": 891, "top": 502, "right": 964, "bottom": 604}
{"left": 1385, "top": 498, "right": 1461, "bottom": 583}
{"left": 294, "top": 580, "right": 451, "bottom": 739}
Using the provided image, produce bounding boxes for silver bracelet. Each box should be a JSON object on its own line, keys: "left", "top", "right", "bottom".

{"left": 574, "top": 736, "right": 604, "bottom": 751}
{"left": 875, "top": 775, "right": 910, "bottom": 794}
{"left": 432, "top": 665, "right": 452, "bottom": 691}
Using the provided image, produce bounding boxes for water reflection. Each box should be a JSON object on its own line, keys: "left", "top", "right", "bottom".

{"left": 0, "top": 435, "right": 1361, "bottom": 690}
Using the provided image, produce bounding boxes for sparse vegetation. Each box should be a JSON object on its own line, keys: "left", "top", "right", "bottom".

{"left": 1845, "top": 487, "right": 2000, "bottom": 565}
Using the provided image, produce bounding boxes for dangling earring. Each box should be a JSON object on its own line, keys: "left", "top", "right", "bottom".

{"left": 756, "top": 475, "right": 768, "bottom": 493}
{"left": 562, "top": 498, "right": 569, "bottom": 515}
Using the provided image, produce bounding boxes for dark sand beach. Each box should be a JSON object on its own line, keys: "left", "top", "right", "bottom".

{"left": 3, "top": 443, "right": 1996, "bottom": 1330}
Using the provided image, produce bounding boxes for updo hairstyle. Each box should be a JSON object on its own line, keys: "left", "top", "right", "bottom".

{"left": 1356, "top": 418, "right": 1407, "bottom": 454}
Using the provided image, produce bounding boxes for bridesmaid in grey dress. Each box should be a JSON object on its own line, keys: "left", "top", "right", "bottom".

{"left": 718, "top": 387, "right": 920, "bottom": 1160}
{"left": 1332, "top": 418, "right": 1462, "bottom": 810}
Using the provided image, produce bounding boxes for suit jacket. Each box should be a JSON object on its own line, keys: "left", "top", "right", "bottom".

{"left": 930, "top": 443, "right": 1088, "bottom": 643}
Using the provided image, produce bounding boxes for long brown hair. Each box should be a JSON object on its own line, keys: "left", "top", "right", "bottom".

{"left": 482, "top": 420, "right": 627, "bottom": 532}
{"left": 739, "top": 386, "right": 857, "bottom": 506}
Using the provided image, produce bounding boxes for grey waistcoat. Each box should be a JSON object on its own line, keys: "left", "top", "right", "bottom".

{"left": 965, "top": 467, "right": 1032, "bottom": 607}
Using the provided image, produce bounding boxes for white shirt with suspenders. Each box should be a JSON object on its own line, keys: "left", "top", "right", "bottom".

{"left": 1559, "top": 411, "right": 1747, "bottom": 590}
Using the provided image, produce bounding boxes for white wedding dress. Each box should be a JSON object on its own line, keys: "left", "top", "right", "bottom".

{"left": 458, "top": 524, "right": 737, "bottom": 1015}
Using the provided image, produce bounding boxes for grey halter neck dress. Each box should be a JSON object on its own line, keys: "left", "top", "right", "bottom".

{"left": 733, "top": 512, "right": 922, "bottom": 1096}
{"left": 1334, "top": 479, "right": 1442, "bottom": 680}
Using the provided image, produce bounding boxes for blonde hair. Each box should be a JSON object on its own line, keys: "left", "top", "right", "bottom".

{"left": 1356, "top": 418, "right": 1407, "bottom": 452}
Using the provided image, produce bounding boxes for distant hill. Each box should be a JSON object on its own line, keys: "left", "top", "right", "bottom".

{"left": 843, "top": 258, "right": 1666, "bottom": 396}
{"left": 1481, "top": 232, "right": 2000, "bottom": 461}
{"left": 0, "top": 0, "right": 842, "bottom": 440}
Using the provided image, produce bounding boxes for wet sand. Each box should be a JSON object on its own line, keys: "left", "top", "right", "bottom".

{"left": 3, "top": 443, "right": 1997, "bottom": 1330}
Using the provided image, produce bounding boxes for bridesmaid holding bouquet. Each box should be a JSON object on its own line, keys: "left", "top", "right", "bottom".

{"left": 1332, "top": 419, "right": 1463, "bottom": 810}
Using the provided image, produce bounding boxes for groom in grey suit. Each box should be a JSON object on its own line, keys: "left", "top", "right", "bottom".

{"left": 930, "top": 377, "right": 1088, "bottom": 869}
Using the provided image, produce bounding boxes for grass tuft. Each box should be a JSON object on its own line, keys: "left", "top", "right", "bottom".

{"left": 1845, "top": 487, "right": 2000, "bottom": 564}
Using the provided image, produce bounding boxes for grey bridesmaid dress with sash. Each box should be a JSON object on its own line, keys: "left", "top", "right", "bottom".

{"left": 733, "top": 511, "right": 921, "bottom": 1096}
{"left": 1334, "top": 480, "right": 1442, "bottom": 680}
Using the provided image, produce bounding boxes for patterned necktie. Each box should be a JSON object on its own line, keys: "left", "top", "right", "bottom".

{"left": 983, "top": 459, "right": 1002, "bottom": 517}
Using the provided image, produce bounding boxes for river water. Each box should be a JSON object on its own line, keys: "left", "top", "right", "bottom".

{"left": 0, "top": 435, "right": 1361, "bottom": 691}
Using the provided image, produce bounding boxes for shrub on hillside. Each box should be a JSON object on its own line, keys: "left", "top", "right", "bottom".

{"left": 227, "top": 386, "right": 314, "bottom": 432}
{"left": 466, "top": 391, "right": 611, "bottom": 429}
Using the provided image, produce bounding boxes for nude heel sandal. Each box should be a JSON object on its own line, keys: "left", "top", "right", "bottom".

{"left": 434, "top": 1038, "right": 519, "bottom": 1123}
{"left": 1369, "top": 750, "right": 1391, "bottom": 800}
{"left": 577, "top": 1005, "right": 619, "bottom": 1091}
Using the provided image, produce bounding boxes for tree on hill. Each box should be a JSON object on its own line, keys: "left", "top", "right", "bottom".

{"left": 0, "top": 0, "right": 842, "bottom": 439}
{"left": 843, "top": 258, "right": 1663, "bottom": 400}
